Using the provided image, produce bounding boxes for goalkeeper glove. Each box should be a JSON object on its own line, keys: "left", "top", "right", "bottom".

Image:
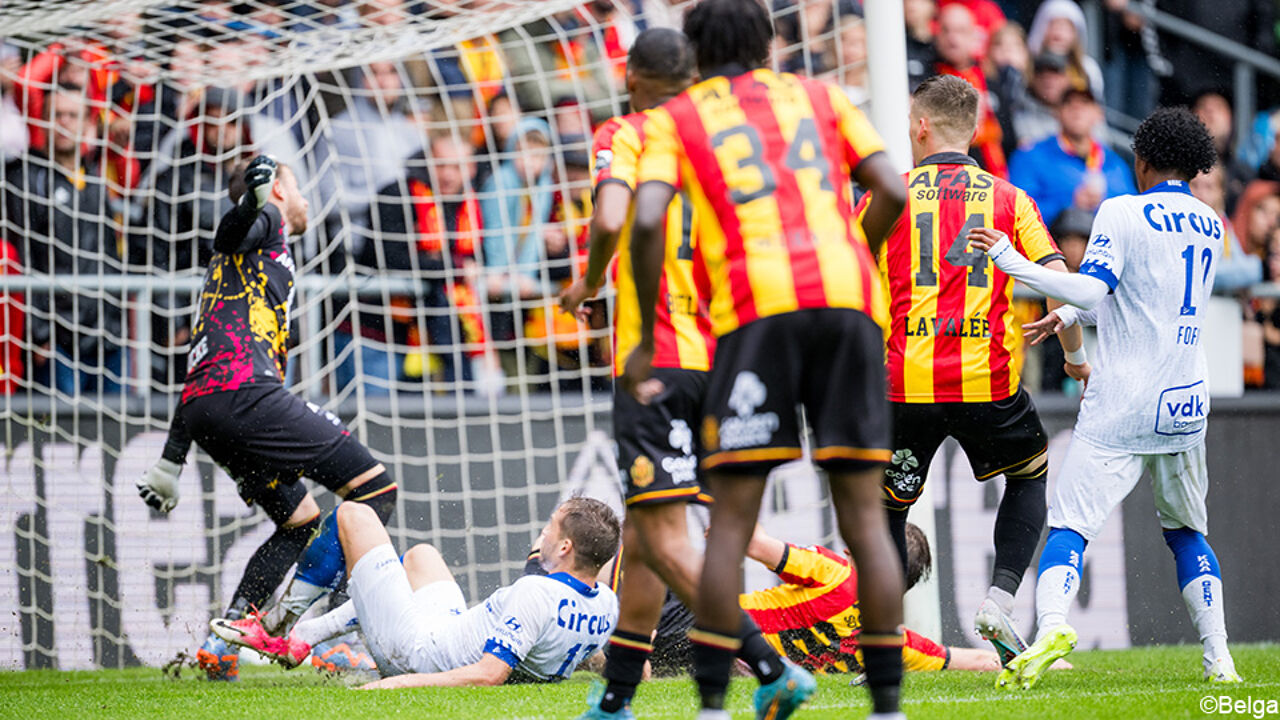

{"left": 243, "top": 155, "right": 278, "bottom": 210}
{"left": 137, "top": 458, "right": 182, "bottom": 513}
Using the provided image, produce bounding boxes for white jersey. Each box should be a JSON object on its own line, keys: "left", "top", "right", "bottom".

{"left": 1073, "top": 181, "right": 1221, "bottom": 453}
{"left": 429, "top": 573, "right": 617, "bottom": 681}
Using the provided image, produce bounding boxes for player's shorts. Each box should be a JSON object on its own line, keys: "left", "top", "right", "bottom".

{"left": 883, "top": 389, "right": 1048, "bottom": 510}
{"left": 1047, "top": 434, "right": 1209, "bottom": 541}
{"left": 614, "top": 367, "right": 708, "bottom": 506}
{"left": 701, "top": 308, "right": 890, "bottom": 475}
{"left": 348, "top": 543, "right": 467, "bottom": 677}
{"left": 180, "top": 385, "right": 380, "bottom": 525}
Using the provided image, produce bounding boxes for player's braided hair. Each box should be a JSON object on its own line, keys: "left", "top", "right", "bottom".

{"left": 683, "top": 0, "right": 773, "bottom": 74}
{"left": 1130, "top": 107, "right": 1217, "bottom": 181}
{"left": 629, "top": 27, "right": 695, "bottom": 81}
{"left": 558, "top": 495, "right": 621, "bottom": 572}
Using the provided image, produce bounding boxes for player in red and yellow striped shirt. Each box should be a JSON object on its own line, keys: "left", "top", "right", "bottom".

{"left": 620, "top": 2, "right": 908, "bottom": 716}
{"left": 857, "top": 75, "right": 1087, "bottom": 668}
{"left": 561, "top": 29, "right": 795, "bottom": 720}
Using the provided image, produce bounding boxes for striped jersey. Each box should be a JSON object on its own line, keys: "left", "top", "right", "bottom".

{"left": 866, "top": 152, "right": 1062, "bottom": 403}
{"left": 635, "top": 68, "right": 889, "bottom": 338}
{"left": 740, "top": 543, "right": 948, "bottom": 674}
{"left": 591, "top": 112, "right": 715, "bottom": 376}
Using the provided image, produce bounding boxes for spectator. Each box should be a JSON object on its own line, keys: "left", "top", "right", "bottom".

{"left": 12, "top": 39, "right": 113, "bottom": 150}
{"left": 498, "top": 11, "right": 617, "bottom": 125}
{"left": 473, "top": 91, "right": 520, "bottom": 195}
{"left": 1193, "top": 92, "right": 1254, "bottom": 215}
{"left": 1191, "top": 163, "right": 1263, "bottom": 294}
{"left": 987, "top": 21, "right": 1031, "bottom": 156}
{"left": 829, "top": 7, "right": 870, "bottom": 111}
{"left": 3, "top": 85, "right": 123, "bottom": 394}
{"left": 1008, "top": 87, "right": 1135, "bottom": 228}
{"left": 1011, "top": 51, "right": 1071, "bottom": 147}
{"left": 479, "top": 116, "right": 555, "bottom": 371}
{"left": 1027, "top": 0, "right": 1104, "bottom": 98}
{"left": 904, "top": 0, "right": 939, "bottom": 90}
{"left": 1256, "top": 126, "right": 1280, "bottom": 183}
{"left": 1101, "top": 0, "right": 1166, "bottom": 120}
{"left": 0, "top": 44, "right": 28, "bottom": 158}
{"left": 938, "top": 0, "right": 1006, "bottom": 59}
{"left": 934, "top": 3, "right": 1007, "bottom": 176}
{"left": 342, "top": 133, "right": 489, "bottom": 393}
{"left": 1232, "top": 180, "right": 1280, "bottom": 259}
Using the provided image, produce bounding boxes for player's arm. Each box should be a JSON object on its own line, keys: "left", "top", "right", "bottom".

{"left": 968, "top": 228, "right": 1110, "bottom": 310}
{"left": 624, "top": 179, "right": 677, "bottom": 396}
{"left": 560, "top": 182, "right": 632, "bottom": 319}
{"left": 1010, "top": 192, "right": 1087, "bottom": 365}
{"left": 137, "top": 409, "right": 191, "bottom": 513}
{"left": 745, "top": 524, "right": 788, "bottom": 571}
{"left": 853, "top": 154, "right": 906, "bottom": 254}
{"left": 213, "top": 156, "right": 277, "bottom": 255}
{"left": 358, "top": 653, "right": 513, "bottom": 689}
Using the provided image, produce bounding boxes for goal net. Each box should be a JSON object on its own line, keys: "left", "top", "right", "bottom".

{"left": 0, "top": 0, "right": 872, "bottom": 669}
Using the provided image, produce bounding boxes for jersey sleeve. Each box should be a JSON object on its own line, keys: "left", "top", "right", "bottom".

{"left": 900, "top": 627, "right": 949, "bottom": 672}
{"left": 592, "top": 117, "right": 642, "bottom": 193}
{"left": 828, "top": 84, "right": 886, "bottom": 174}
{"left": 482, "top": 579, "right": 553, "bottom": 668}
{"left": 635, "top": 107, "right": 682, "bottom": 189}
{"left": 1012, "top": 190, "right": 1064, "bottom": 265}
{"left": 775, "top": 544, "right": 850, "bottom": 588}
{"left": 1078, "top": 198, "right": 1126, "bottom": 291}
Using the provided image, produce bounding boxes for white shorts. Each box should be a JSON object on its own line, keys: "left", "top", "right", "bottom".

{"left": 1047, "top": 434, "right": 1208, "bottom": 542}
{"left": 347, "top": 544, "right": 467, "bottom": 676}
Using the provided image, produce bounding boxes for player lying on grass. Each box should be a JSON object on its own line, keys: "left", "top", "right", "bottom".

{"left": 969, "top": 107, "right": 1241, "bottom": 688}
{"left": 135, "top": 155, "right": 398, "bottom": 681}
{"left": 212, "top": 496, "right": 621, "bottom": 688}
{"left": 640, "top": 523, "right": 1069, "bottom": 677}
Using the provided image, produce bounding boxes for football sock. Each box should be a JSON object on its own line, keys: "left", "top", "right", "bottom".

{"left": 689, "top": 626, "right": 740, "bottom": 710}
{"left": 293, "top": 599, "right": 360, "bottom": 647}
{"left": 986, "top": 586, "right": 1016, "bottom": 615}
{"left": 600, "top": 630, "right": 652, "bottom": 713}
{"left": 992, "top": 466, "right": 1047, "bottom": 596}
{"left": 228, "top": 515, "right": 319, "bottom": 618}
{"left": 736, "top": 611, "right": 784, "bottom": 684}
{"left": 1034, "top": 527, "right": 1087, "bottom": 640}
{"left": 860, "top": 629, "right": 904, "bottom": 715}
{"left": 886, "top": 507, "right": 910, "bottom": 578}
{"left": 1163, "top": 528, "right": 1230, "bottom": 660}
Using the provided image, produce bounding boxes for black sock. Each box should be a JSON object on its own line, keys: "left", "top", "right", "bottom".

{"left": 600, "top": 630, "right": 651, "bottom": 712}
{"left": 992, "top": 467, "right": 1047, "bottom": 595}
{"left": 887, "top": 507, "right": 910, "bottom": 579}
{"left": 860, "top": 630, "right": 904, "bottom": 715}
{"left": 350, "top": 474, "right": 397, "bottom": 523}
{"left": 736, "top": 611, "right": 784, "bottom": 684}
{"left": 229, "top": 516, "right": 320, "bottom": 614}
{"left": 689, "top": 626, "right": 741, "bottom": 710}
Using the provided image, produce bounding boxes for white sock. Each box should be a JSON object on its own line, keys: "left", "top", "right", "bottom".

{"left": 987, "top": 586, "right": 1015, "bottom": 615}
{"left": 263, "top": 577, "right": 328, "bottom": 633}
{"left": 1034, "top": 564, "right": 1080, "bottom": 642}
{"left": 1181, "top": 575, "right": 1230, "bottom": 660}
{"left": 293, "top": 599, "right": 360, "bottom": 647}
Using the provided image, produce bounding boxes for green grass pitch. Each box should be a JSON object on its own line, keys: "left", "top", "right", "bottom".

{"left": 1, "top": 644, "right": 1276, "bottom": 719}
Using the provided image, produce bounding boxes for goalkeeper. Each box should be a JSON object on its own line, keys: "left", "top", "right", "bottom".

{"left": 136, "top": 156, "right": 399, "bottom": 681}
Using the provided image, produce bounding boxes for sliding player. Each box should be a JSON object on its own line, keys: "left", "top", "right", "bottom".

{"left": 858, "top": 74, "right": 1085, "bottom": 665}
{"left": 214, "top": 497, "right": 620, "bottom": 687}
{"left": 560, "top": 29, "right": 804, "bottom": 720}
{"left": 622, "top": 2, "right": 908, "bottom": 717}
{"left": 135, "top": 156, "right": 397, "bottom": 680}
{"left": 969, "top": 107, "right": 1241, "bottom": 687}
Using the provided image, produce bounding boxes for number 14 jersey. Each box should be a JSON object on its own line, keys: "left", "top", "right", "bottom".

{"left": 867, "top": 153, "right": 1062, "bottom": 404}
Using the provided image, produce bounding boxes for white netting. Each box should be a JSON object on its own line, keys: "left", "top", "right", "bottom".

{"left": 0, "top": 0, "right": 867, "bottom": 669}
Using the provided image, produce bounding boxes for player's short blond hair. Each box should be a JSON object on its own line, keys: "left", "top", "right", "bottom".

{"left": 911, "top": 75, "right": 980, "bottom": 146}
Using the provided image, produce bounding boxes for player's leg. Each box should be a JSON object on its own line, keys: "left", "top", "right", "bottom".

{"left": 883, "top": 401, "right": 946, "bottom": 575}
{"left": 1148, "top": 445, "right": 1240, "bottom": 682}
{"left": 1003, "top": 436, "right": 1141, "bottom": 689}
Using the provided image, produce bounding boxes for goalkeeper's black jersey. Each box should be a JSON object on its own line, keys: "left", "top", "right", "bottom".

{"left": 181, "top": 203, "right": 296, "bottom": 404}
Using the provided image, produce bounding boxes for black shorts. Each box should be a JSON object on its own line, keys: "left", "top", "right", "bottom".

{"left": 615, "top": 368, "right": 708, "bottom": 506}
{"left": 180, "top": 385, "right": 380, "bottom": 524}
{"left": 883, "top": 388, "right": 1048, "bottom": 510}
{"left": 701, "top": 308, "right": 891, "bottom": 475}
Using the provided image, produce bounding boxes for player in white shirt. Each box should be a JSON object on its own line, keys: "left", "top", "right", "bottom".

{"left": 212, "top": 496, "right": 620, "bottom": 687}
{"left": 968, "top": 107, "right": 1241, "bottom": 689}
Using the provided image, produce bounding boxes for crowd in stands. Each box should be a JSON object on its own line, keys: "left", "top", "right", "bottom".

{"left": 1, "top": 0, "right": 1279, "bottom": 399}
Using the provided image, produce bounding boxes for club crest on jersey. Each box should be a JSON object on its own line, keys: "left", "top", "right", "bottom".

{"left": 630, "top": 455, "right": 655, "bottom": 488}
{"left": 720, "top": 371, "right": 779, "bottom": 450}
{"left": 593, "top": 149, "right": 613, "bottom": 182}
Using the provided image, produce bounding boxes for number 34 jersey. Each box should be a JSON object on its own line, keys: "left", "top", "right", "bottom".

{"left": 866, "top": 153, "right": 1062, "bottom": 404}
{"left": 1073, "top": 182, "right": 1221, "bottom": 454}
{"left": 635, "top": 69, "right": 888, "bottom": 338}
